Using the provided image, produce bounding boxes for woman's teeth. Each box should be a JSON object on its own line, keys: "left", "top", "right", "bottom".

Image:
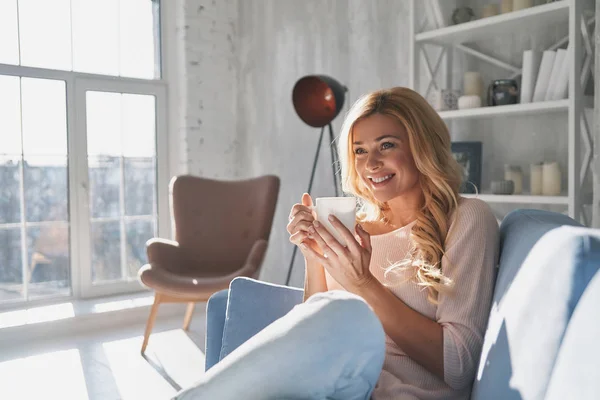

{"left": 371, "top": 174, "right": 393, "bottom": 183}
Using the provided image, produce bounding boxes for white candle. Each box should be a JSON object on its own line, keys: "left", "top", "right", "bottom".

{"left": 542, "top": 162, "right": 561, "bottom": 196}
{"left": 463, "top": 72, "right": 483, "bottom": 97}
{"left": 513, "top": 0, "right": 533, "bottom": 11}
{"left": 482, "top": 4, "right": 499, "bottom": 18}
{"left": 530, "top": 163, "right": 543, "bottom": 195}
{"left": 501, "top": 0, "right": 513, "bottom": 13}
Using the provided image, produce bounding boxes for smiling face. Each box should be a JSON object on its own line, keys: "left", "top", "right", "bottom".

{"left": 352, "top": 113, "right": 421, "bottom": 204}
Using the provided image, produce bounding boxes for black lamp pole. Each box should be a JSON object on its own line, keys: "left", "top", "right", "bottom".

{"left": 284, "top": 123, "right": 340, "bottom": 286}
{"left": 285, "top": 75, "right": 346, "bottom": 286}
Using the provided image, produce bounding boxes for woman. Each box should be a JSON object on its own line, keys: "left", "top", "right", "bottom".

{"left": 175, "top": 87, "right": 499, "bottom": 399}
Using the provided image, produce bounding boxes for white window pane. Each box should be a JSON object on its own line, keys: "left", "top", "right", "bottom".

{"left": 122, "top": 94, "right": 155, "bottom": 157}
{"left": 21, "top": 78, "right": 67, "bottom": 156}
{"left": 0, "top": 0, "right": 19, "bottom": 65}
{"left": 86, "top": 91, "right": 122, "bottom": 157}
{"left": 119, "top": 0, "right": 157, "bottom": 79}
{"left": 72, "top": 0, "right": 119, "bottom": 76}
{"left": 18, "top": 0, "right": 72, "bottom": 71}
{"left": 0, "top": 227, "right": 23, "bottom": 302}
{"left": 0, "top": 75, "right": 22, "bottom": 155}
{"left": 91, "top": 221, "right": 122, "bottom": 282}
{"left": 27, "top": 223, "right": 71, "bottom": 299}
{"left": 125, "top": 219, "right": 154, "bottom": 278}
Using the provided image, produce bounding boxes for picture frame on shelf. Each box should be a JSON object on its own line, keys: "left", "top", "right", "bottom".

{"left": 451, "top": 141, "right": 482, "bottom": 194}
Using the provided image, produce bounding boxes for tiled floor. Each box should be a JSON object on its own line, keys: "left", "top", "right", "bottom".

{"left": 0, "top": 307, "right": 208, "bottom": 400}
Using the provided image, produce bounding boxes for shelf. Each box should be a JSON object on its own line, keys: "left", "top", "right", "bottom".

{"left": 438, "top": 99, "right": 569, "bottom": 120}
{"left": 415, "top": 1, "right": 569, "bottom": 45}
{"left": 462, "top": 193, "right": 568, "bottom": 205}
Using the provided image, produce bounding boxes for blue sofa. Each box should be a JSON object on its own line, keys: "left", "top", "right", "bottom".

{"left": 204, "top": 209, "right": 600, "bottom": 399}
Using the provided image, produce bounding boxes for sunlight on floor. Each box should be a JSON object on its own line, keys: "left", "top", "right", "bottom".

{"left": 0, "top": 302, "right": 75, "bottom": 329}
{"left": 0, "top": 349, "right": 89, "bottom": 399}
{"left": 102, "top": 329, "right": 206, "bottom": 399}
{"left": 93, "top": 295, "right": 155, "bottom": 313}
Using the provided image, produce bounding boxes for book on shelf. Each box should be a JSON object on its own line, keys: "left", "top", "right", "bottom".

{"left": 549, "top": 45, "right": 570, "bottom": 101}
{"left": 520, "top": 50, "right": 542, "bottom": 103}
{"left": 532, "top": 50, "right": 556, "bottom": 102}
{"left": 544, "top": 48, "right": 567, "bottom": 101}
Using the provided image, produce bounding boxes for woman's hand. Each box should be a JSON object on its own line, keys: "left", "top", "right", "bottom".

{"left": 301, "top": 215, "right": 375, "bottom": 292}
{"left": 287, "top": 193, "right": 322, "bottom": 257}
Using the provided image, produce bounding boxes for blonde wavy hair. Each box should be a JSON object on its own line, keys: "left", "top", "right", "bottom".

{"left": 338, "top": 87, "right": 464, "bottom": 304}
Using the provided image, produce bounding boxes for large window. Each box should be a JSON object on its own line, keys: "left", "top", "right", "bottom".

{"left": 0, "top": 0, "right": 168, "bottom": 307}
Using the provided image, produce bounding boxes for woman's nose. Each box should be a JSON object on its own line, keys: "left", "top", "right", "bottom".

{"left": 366, "top": 154, "right": 383, "bottom": 171}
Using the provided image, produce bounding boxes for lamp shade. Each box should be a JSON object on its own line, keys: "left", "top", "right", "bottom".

{"left": 292, "top": 75, "right": 346, "bottom": 128}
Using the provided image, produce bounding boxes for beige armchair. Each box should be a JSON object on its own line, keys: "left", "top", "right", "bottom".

{"left": 138, "top": 174, "right": 280, "bottom": 353}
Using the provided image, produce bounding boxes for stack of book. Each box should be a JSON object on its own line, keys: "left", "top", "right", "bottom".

{"left": 520, "top": 46, "right": 570, "bottom": 103}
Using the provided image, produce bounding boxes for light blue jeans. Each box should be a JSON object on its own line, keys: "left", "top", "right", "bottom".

{"left": 173, "top": 277, "right": 386, "bottom": 399}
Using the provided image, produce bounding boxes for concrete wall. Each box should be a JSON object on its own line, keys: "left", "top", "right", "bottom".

{"left": 165, "top": 0, "right": 595, "bottom": 286}
{"left": 164, "top": 0, "right": 242, "bottom": 179}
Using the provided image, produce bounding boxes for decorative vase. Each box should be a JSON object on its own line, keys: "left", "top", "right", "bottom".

{"left": 504, "top": 165, "right": 523, "bottom": 194}
{"left": 530, "top": 163, "right": 543, "bottom": 195}
{"left": 452, "top": 7, "right": 475, "bottom": 25}
{"left": 432, "top": 89, "right": 461, "bottom": 111}
{"left": 491, "top": 180, "right": 515, "bottom": 195}
{"left": 488, "top": 79, "right": 519, "bottom": 106}
{"left": 542, "top": 162, "right": 561, "bottom": 196}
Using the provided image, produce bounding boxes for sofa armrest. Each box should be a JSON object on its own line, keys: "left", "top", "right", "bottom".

{"left": 218, "top": 277, "right": 304, "bottom": 362}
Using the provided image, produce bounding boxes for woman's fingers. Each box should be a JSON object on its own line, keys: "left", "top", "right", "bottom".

{"left": 300, "top": 241, "right": 326, "bottom": 263}
{"left": 355, "top": 224, "right": 372, "bottom": 253}
{"left": 327, "top": 215, "right": 362, "bottom": 255}
{"left": 311, "top": 221, "right": 348, "bottom": 259}
{"left": 289, "top": 231, "right": 307, "bottom": 245}
{"left": 286, "top": 211, "right": 314, "bottom": 234}
{"left": 288, "top": 204, "right": 313, "bottom": 221}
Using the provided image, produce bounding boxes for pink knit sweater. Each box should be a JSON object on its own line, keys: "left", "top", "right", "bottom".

{"left": 324, "top": 197, "right": 500, "bottom": 400}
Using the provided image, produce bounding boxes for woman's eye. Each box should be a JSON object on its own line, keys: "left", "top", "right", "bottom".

{"left": 381, "top": 142, "right": 395, "bottom": 150}
{"left": 354, "top": 148, "right": 366, "bottom": 155}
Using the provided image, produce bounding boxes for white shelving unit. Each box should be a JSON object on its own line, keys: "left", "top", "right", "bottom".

{"left": 438, "top": 99, "right": 569, "bottom": 120}
{"left": 408, "top": 0, "right": 597, "bottom": 225}
{"left": 462, "top": 193, "right": 569, "bottom": 205}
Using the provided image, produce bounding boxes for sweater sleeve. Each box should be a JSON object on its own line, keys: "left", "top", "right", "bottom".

{"left": 436, "top": 198, "right": 499, "bottom": 390}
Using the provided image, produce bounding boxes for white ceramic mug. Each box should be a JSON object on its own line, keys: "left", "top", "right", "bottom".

{"left": 312, "top": 197, "right": 357, "bottom": 246}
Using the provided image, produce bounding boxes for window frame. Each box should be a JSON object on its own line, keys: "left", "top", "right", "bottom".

{"left": 0, "top": 0, "right": 170, "bottom": 310}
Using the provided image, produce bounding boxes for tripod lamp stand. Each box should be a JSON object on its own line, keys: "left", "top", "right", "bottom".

{"left": 285, "top": 75, "right": 347, "bottom": 286}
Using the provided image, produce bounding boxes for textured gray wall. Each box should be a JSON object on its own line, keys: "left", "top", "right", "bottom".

{"left": 165, "top": 0, "right": 242, "bottom": 179}
{"left": 166, "top": 0, "right": 595, "bottom": 286}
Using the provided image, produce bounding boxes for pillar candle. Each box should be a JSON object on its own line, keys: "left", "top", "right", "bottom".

{"left": 513, "top": 0, "right": 533, "bottom": 11}
{"left": 481, "top": 4, "right": 499, "bottom": 18}
{"left": 463, "top": 72, "right": 483, "bottom": 97}
{"left": 530, "top": 163, "right": 543, "bottom": 195}
{"left": 542, "top": 162, "right": 561, "bottom": 196}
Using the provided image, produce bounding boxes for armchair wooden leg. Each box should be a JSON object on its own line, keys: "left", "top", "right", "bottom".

{"left": 141, "top": 293, "right": 162, "bottom": 354}
{"left": 183, "top": 302, "right": 195, "bottom": 331}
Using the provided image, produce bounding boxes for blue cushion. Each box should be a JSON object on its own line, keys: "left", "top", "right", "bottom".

{"left": 219, "top": 277, "right": 304, "bottom": 361}
{"left": 205, "top": 289, "right": 229, "bottom": 371}
{"left": 472, "top": 209, "right": 600, "bottom": 400}
{"left": 545, "top": 268, "right": 600, "bottom": 399}
{"left": 493, "top": 209, "right": 582, "bottom": 302}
